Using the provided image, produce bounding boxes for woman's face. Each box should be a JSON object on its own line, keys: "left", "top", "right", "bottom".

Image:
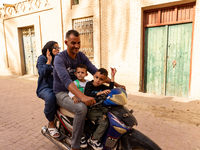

{"left": 52, "top": 43, "right": 60, "bottom": 55}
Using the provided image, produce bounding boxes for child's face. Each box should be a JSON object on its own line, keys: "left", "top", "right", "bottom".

{"left": 75, "top": 68, "right": 87, "bottom": 81}
{"left": 93, "top": 71, "right": 107, "bottom": 87}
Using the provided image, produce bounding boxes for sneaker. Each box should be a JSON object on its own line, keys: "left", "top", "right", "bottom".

{"left": 87, "top": 137, "right": 103, "bottom": 150}
{"left": 80, "top": 135, "right": 87, "bottom": 148}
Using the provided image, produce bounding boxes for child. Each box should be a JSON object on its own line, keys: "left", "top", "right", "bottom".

{"left": 84, "top": 67, "right": 117, "bottom": 150}
{"left": 68, "top": 64, "right": 89, "bottom": 148}
{"left": 69, "top": 64, "right": 89, "bottom": 103}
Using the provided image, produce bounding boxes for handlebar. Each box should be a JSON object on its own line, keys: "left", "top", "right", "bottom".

{"left": 90, "top": 94, "right": 107, "bottom": 107}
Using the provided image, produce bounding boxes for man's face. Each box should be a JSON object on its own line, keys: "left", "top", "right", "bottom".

{"left": 93, "top": 71, "right": 107, "bottom": 87}
{"left": 65, "top": 34, "right": 80, "bottom": 54}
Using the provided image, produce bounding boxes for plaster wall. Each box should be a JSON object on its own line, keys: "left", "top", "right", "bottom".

{"left": 99, "top": 0, "right": 200, "bottom": 98}
{"left": 0, "top": 0, "right": 63, "bottom": 75}
{"left": 100, "top": 0, "right": 141, "bottom": 93}
{"left": 0, "top": 19, "right": 8, "bottom": 69}
{"left": 0, "top": 0, "right": 200, "bottom": 99}
{"left": 61, "top": 0, "right": 101, "bottom": 69}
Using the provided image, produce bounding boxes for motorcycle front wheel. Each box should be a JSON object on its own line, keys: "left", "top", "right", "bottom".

{"left": 131, "top": 147, "right": 148, "bottom": 150}
{"left": 117, "top": 129, "right": 162, "bottom": 150}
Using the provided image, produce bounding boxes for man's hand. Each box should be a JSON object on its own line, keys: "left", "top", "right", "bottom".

{"left": 81, "top": 95, "right": 96, "bottom": 106}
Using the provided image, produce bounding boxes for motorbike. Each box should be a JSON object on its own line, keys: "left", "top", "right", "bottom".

{"left": 41, "top": 87, "right": 162, "bottom": 150}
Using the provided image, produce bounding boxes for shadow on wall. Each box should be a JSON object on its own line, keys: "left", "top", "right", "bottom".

{"left": 102, "top": 0, "right": 131, "bottom": 69}
{"left": 4, "top": 19, "right": 19, "bottom": 74}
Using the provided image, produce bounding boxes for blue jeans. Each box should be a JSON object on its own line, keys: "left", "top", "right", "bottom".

{"left": 56, "top": 92, "right": 87, "bottom": 149}
{"left": 37, "top": 88, "right": 56, "bottom": 122}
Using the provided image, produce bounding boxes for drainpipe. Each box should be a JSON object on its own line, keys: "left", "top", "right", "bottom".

{"left": 99, "top": 0, "right": 102, "bottom": 67}
{"left": 60, "top": 0, "right": 64, "bottom": 50}
{"left": 3, "top": 19, "right": 9, "bottom": 68}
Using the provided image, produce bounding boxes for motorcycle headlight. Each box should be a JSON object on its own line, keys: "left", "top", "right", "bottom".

{"left": 113, "top": 126, "right": 127, "bottom": 134}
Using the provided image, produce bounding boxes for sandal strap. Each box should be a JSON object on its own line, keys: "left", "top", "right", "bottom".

{"left": 48, "top": 128, "right": 60, "bottom": 137}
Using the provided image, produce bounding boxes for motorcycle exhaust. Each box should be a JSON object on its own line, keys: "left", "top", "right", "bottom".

{"left": 41, "top": 126, "right": 71, "bottom": 150}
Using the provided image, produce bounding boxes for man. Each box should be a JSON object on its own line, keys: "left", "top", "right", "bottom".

{"left": 53, "top": 30, "right": 125, "bottom": 150}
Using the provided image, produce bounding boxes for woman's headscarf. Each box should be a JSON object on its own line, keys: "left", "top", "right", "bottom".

{"left": 42, "top": 41, "right": 58, "bottom": 63}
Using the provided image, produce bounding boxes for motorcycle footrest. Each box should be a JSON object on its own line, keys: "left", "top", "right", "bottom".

{"left": 46, "top": 130, "right": 66, "bottom": 141}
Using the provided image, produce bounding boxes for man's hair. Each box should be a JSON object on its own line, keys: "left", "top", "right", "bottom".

{"left": 65, "top": 30, "right": 80, "bottom": 39}
{"left": 96, "top": 68, "right": 108, "bottom": 77}
{"left": 76, "top": 64, "right": 87, "bottom": 72}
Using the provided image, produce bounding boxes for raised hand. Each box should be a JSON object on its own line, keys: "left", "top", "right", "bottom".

{"left": 110, "top": 67, "right": 117, "bottom": 77}
{"left": 46, "top": 49, "right": 52, "bottom": 65}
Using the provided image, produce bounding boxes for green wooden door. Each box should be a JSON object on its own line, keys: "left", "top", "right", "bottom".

{"left": 166, "top": 23, "right": 192, "bottom": 97}
{"left": 144, "top": 23, "right": 192, "bottom": 97}
{"left": 144, "top": 26, "right": 168, "bottom": 95}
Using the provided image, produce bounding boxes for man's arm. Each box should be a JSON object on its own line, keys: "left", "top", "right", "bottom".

{"left": 54, "top": 55, "right": 73, "bottom": 89}
{"left": 68, "top": 83, "right": 96, "bottom": 106}
{"left": 54, "top": 54, "right": 96, "bottom": 106}
{"left": 80, "top": 52, "right": 97, "bottom": 75}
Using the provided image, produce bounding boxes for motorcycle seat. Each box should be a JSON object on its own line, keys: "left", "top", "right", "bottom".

{"left": 59, "top": 107, "right": 75, "bottom": 118}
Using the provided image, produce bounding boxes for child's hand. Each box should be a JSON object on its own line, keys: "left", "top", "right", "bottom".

{"left": 101, "top": 89, "right": 111, "bottom": 95}
{"left": 73, "top": 96, "right": 81, "bottom": 104}
{"left": 97, "top": 90, "right": 111, "bottom": 96}
{"left": 110, "top": 67, "right": 117, "bottom": 77}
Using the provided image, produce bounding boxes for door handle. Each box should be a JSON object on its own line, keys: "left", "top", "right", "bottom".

{"left": 172, "top": 60, "right": 177, "bottom": 68}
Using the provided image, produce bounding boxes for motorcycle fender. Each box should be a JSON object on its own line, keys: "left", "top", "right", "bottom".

{"left": 120, "top": 129, "right": 161, "bottom": 150}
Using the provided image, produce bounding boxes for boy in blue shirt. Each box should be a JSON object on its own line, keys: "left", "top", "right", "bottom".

{"left": 84, "top": 67, "right": 117, "bottom": 150}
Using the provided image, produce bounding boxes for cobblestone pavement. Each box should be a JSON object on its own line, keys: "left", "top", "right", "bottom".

{"left": 0, "top": 75, "right": 199, "bottom": 150}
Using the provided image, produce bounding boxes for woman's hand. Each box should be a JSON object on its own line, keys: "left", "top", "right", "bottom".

{"left": 46, "top": 49, "right": 52, "bottom": 65}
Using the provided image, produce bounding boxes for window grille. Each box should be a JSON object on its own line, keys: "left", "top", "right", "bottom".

{"left": 73, "top": 17, "right": 94, "bottom": 62}
{"left": 72, "top": 0, "right": 79, "bottom": 5}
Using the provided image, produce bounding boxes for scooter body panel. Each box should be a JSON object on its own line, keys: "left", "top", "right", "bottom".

{"left": 41, "top": 88, "right": 161, "bottom": 150}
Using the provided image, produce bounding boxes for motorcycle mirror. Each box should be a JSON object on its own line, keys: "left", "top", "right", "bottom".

{"left": 130, "top": 109, "right": 134, "bottom": 114}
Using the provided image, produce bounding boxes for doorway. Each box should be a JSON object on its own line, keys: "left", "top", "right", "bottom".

{"left": 143, "top": 3, "right": 195, "bottom": 97}
{"left": 21, "top": 27, "right": 37, "bottom": 75}
{"left": 144, "top": 23, "right": 192, "bottom": 97}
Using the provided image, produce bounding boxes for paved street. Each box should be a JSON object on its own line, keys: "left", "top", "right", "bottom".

{"left": 0, "top": 75, "right": 200, "bottom": 150}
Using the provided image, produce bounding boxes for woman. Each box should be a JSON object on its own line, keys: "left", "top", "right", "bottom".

{"left": 36, "top": 41, "right": 60, "bottom": 138}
